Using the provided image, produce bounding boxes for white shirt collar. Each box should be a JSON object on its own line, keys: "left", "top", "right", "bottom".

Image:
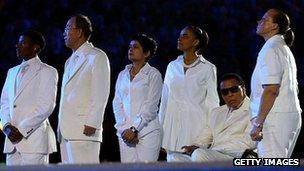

{"left": 227, "top": 96, "right": 250, "bottom": 113}
{"left": 265, "top": 34, "right": 285, "bottom": 47}
{"left": 177, "top": 54, "right": 206, "bottom": 64}
{"left": 73, "top": 41, "right": 91, "bottom": 57}
{"left": 125, "top": 62, "right": 151, "bottom": 74}
{"left": 21, "top": 56, "right": 40, "bottom": 67}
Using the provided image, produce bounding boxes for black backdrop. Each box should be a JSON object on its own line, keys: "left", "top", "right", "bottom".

{"left": 0, "top": 0, "right": 303, "bottom": 163}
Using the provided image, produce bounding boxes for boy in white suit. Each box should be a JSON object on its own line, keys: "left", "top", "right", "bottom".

{"left": 169, "top": 73, "right": 256, "bottom": 162}
{"left": 0, "top": 30, "right": 58, "bottom": 165}
{"left": 58, "top": 14, "right": 110, "bottom": 164}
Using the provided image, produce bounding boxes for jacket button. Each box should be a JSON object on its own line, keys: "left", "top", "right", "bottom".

{"left": 13, "top": 105, "right": 17, "bottom": 108}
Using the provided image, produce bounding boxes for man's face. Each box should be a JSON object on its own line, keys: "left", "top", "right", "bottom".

{"left": 15, "top": 35, "right": 36, "bottom": 60}
{"left": 220, "top": 79, "right": 245, "bottom": 109}
{"left": 63, "top": 17, "right": 80, "bottom": 49}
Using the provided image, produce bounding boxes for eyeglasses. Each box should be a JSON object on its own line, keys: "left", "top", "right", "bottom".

{"left": 220, "top": 85, "right": 242, "bottom": 96}
{"left": 64, "top": 27, "right": 78, "bottom": 32}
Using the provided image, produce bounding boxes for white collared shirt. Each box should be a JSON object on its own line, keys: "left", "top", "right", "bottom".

{"left": 66, "top": 54, "right": 79, "bottom": 79}
{"left": 65, "top": 42, "right": 89, "bottom": 78}
{"left": 113, "top": 63, "right": 163, "bottom": 136}
{"left": 15, "top": 56, "right": 40, "bottom": 92}
{"left": 159, "top": 55, "right": 219, "bottom": 152}
{"left": 250, "top": 35, "right": 302, "bottom": 118}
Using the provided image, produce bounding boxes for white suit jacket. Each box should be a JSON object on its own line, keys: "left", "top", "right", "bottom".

{"left": 58, "top": 42, "right": 110, "bottom": 142}
{"left": 113, "top": 63, "right": 162, "bottom": 138}
{"left": 193, "top": 97, "right": 256, "bottom": 157}
{"left": 0, "top": 57, "right": 58, "bottom": 154}
{"left": 159, "top": 55, "right": 219, "bottom": 152}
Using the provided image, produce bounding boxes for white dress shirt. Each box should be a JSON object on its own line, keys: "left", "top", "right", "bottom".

{"left": 159, "top": 55, "right": 219, "bottom": 152}
{"left": 250, "top": 35, "right": 302, "bottom": 118}
{"left": 15, "top": 61, "right": 29, "bottom": 93}
{"left": 113, "top": 63, "right": 162, "bottom": 137}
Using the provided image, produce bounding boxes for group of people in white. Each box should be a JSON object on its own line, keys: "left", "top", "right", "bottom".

{"left": 0, "top": 8, "right": 301, "bottom": 165}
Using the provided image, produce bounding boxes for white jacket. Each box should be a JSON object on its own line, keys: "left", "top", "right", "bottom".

{"left": 0, "top": 57, "right": 57, "bottom": 154}
{"left": 193, "top": 97, "right": 256, "bottom": 157}
{"left": 58, "top": 42, "right": 110, "bottom": 142}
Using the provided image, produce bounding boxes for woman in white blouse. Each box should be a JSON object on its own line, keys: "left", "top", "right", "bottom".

{"left": 250, "top": 9, "right": 301, "bottom": 157}
{"left": 113, "top": 34, "right": 163, "bottom": 162}
{"left": 159, "top": 26, "right": 219, "bottom": 161}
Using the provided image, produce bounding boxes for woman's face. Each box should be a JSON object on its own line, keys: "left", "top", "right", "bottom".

{"left": 256, "top": 9, "right": 278, "bottom": 37}
{"left": 128, "top": 40, "right": 148, "bottom": 62}
{"left": 177, "top": 27, "right": 198, "bottom": 52}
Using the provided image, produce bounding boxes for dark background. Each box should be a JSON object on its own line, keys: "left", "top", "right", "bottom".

{"left": 0, "top": 0, "right": 303, "bottom": 163}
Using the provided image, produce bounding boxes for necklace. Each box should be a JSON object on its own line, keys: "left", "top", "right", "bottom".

{"left": 130, "top": 63, "right": 145, "bottom": 78}
{"left": 130, "top": 67, "right": 137, "bottom": 77}
{"left": 183, "top": 57, "right": 200, "bottom": 68}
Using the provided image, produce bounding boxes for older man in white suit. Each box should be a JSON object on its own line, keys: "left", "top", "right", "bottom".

{"left": 58, "top": 14, "right": 110, "bottom": 164}
{"left": 169, "top": 73, "right": 256, "bottom": 162}
{"left": 0, "top": 30, "right": 57, "bottom": 165}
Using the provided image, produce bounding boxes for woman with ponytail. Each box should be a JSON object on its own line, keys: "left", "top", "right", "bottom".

{"left": 159, "top": 26, "right": 219, "bottom": 162}
{"left": 250, "top": 9, "right": 301, "bottom": 157}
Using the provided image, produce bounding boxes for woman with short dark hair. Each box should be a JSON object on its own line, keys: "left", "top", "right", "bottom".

{"left": 113, "top": 34, "right": 162, "bottom": 162}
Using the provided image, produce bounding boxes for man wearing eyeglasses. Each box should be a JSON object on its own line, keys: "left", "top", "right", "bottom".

{"left": 58, "top": 14, "right": 110, "bottom": 164}
{"left": 168, "top": 73, "right": 256, "bottom": 162}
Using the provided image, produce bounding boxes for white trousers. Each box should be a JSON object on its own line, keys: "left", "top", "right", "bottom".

{"left": 191, "top": 148, "right": 233, "bottom": 162}
{"left": 257, "top": 112, "right": 301, "bottom": 158}
{"left": 60, "top": 139, "right": 100, "bottom": 164}
{"left": 118, "top": 129, "right": 161, "bottom": 163}
{"left": 166, "top": 152, "right": 191, "bottom": 162}
{"left": 6, "top": 148, "right": 49, "bottom": 166}
{"left": 167, "top": 148, "right": 233, "bottom": 162}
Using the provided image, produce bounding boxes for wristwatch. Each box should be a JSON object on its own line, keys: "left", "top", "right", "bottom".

{"left": 253, "top": 122, "right": 263, "bottom": 129}
{"left": 130, "top": 126, "right": 138, "bottom": 134}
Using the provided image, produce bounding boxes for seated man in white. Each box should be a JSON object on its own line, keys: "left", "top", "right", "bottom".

{"left": 169, "top": 73, "right": 256, "bottom": 162}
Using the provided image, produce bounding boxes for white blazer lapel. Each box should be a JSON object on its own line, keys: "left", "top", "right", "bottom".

{"left": 7, "top": 67, "right": 19, "bottom": 108}
{"left": 61, "top": 59, "right": 71, "bottom": 88}
{"left": 222, "top": 97, "right": 250, "bottom": 130}
{"left": 222, "top": 113, "right": 237, "bottom": 131}
{"left": 10, "top": 66, "right": 20, "bottom": 98}
{"left": 65, "top": 55, "right": 87, "bottom": 85}
{"left": 214, "top": 106, "right": 230, "bottom": 134}
{"left": 14, "top": 63, "right": 41, "bottom": 101}
{"left": 222, "top": 108, "right": 248, "bottom": 132}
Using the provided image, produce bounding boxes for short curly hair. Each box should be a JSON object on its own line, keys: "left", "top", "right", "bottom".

{"left": 21, "top": 30, "right": 46, "bottom": 53}
{"left": 131, "top": 34, "right": 157, "bottom": 61}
